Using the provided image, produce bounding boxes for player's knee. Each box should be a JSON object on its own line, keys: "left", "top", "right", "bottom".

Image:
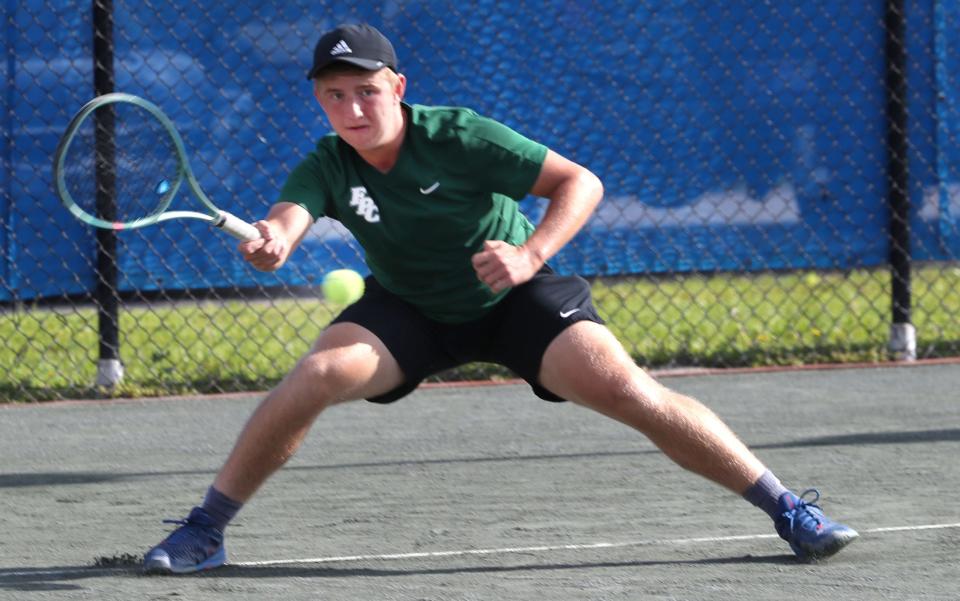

{"left": 289, "top": 352, "right": 367, "bottom": 407}
{"left": 582, "top": 371, "right": 671, "bottom": 424}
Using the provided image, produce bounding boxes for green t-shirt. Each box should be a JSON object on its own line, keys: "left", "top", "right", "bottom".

{"left": 279, "top": 103, "right": 548, "bottom": 323}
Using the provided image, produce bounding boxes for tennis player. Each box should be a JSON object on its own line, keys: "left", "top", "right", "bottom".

{"left": 144, "top": 23, "right": 857, "bottom": 574}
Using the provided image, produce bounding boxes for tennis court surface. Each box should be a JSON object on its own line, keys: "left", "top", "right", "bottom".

{"left": 1, "top": 362, "right": 957, "bottom": 600}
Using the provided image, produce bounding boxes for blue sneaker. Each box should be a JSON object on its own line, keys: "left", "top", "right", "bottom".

{"left": 143, "top": 507, "right": 226, "bottom": 574}
{"left": 775, "top": 489, "right": 858, "bottom": 561}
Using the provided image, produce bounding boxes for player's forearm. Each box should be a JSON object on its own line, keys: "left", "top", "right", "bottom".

{"left": 267, "top": 202, "right": 313, "bottom": 262}
{"left": 523, "top": 168, "right": 603, "bottom": 264}
{"left": 242, "top": 202, "right": 313, "bottom": 271}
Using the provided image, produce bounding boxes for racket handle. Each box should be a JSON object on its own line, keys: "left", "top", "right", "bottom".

{"left": 215, "top": 210, "right": 261, "bottom": 241}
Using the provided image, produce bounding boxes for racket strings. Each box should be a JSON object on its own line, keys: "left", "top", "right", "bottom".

{"left": 60, "top": 102, "right": 181, "bottom": 225}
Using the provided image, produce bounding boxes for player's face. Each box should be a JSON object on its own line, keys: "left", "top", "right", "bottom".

{"left": 314, "top": 69, "right": 406, "bottom": 155}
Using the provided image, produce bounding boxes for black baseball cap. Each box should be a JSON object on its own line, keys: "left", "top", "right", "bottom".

{"left": 306, "top": 24, "right": 397, "bottom": 80}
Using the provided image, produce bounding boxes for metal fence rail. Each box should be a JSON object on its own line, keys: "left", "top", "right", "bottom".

{"left": 1, "top": 1, "right": 958, "bottom": 401}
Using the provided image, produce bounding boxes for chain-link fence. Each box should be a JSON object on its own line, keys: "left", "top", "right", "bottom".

{"left": 2, "top": 1, "right": 958, "bottom": 402}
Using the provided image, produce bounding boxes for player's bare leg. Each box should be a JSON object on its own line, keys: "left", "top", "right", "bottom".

{"left": 538, "top": 320, "right": 858, "bottom": 560}
{"left": 539, "top": 321, "right": 764, "bottom": 492}
{"left": 213, "top": 322, "right": 405, "bottom": 502}
{"left": 144, "top": 322, "right": 404, "bottom": 574}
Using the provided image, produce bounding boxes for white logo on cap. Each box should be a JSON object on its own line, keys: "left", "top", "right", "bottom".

{"left": 330, "top": 40, "right": 352, "bottom": 56}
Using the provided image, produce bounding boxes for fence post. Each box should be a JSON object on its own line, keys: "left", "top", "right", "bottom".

{"left": 92, "top": 0, "right": 123, "bottom": 386}
{"left": 885, "top": 0, "right": 915, "bottom": 361}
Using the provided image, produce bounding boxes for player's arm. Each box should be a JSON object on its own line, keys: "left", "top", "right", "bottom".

{"left": 239, "top": 201, "right": 314, "bottom": 272}
{"left": 472, "top": 149, "right": 603, "bottom": 292}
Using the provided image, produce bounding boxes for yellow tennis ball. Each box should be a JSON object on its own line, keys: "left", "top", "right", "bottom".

{"left": 322, "top": 269, "right": 365, "bottom": 305}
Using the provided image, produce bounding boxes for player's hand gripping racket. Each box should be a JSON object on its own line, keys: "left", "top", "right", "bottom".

{"left": 53, "top": 92, "right": 260, "bottom": 241}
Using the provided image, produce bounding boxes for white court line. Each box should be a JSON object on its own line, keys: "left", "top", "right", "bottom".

{"left": 232, "top": 521, "right": 960, "bottom": 567}
{"left": 2, "top": 522, "right": 958, "bottom": 579}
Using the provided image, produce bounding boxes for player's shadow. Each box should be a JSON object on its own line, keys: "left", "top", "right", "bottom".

{"left": 0, "top": 555, "right": 797, "bottom": 592}
{"left": 0, "top": 566, "right": 106, "bottom": 592}
{"left": 208, "top": 552, "right": 799, "bottom": 579}
{"left": 0, "top": 553, "right": 798, "bottom": 591}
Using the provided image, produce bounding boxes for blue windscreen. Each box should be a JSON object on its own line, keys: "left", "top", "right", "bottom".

{"left": 2, "top": 1, "right": 957, "bottom": 301}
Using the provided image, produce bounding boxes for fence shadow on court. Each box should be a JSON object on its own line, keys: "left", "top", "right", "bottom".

{"left": 2, "top": 427, "right": 958, "bottom": 490}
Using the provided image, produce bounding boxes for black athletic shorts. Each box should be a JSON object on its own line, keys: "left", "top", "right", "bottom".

{"left": 331, "top": 265, "right": 604, "bottom": 404}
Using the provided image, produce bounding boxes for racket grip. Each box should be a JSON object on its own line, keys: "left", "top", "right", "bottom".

{"left": 215, "top": 210, "right": 261, "bottom": 241}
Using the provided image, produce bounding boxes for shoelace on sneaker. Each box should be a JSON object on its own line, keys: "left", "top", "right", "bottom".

{"left": 157, "top": 517, "right": 220, "bottom": 557}
{"left": 782, "top": 488, "right": 825, "bottom": 532}
{"left": 161, "top": 507, "right": 217, "bottom": 531}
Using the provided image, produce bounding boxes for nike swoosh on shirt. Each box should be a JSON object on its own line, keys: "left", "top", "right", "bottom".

{"left": 559, "top": 308, "right": 581, "bottom": 318}
{"left": 419, "top": 182, "right": 440, "bottom": 194}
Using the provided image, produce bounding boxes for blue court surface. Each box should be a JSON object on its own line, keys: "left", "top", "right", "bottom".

{"left": 1, "top": 362, "right": 957, "bottom": 600}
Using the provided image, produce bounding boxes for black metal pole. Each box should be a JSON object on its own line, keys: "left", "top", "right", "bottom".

{"left": 884, "top": 0, "right": 914, "bottom": 360}
{"left": 93, "top": 0, "right": 123, "bottom": 385}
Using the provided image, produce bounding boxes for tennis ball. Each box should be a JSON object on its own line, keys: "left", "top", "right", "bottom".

{"left": 322, "top": 269, "right": 365, "bottom": 305}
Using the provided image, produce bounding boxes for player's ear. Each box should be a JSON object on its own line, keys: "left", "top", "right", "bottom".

{"left": 393, "top": 72, "right": 406, "bottom": 101}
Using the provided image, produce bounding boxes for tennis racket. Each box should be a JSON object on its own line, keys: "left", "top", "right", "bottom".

{"left": 52, "top": 92, "right": 260, "bottom": 241}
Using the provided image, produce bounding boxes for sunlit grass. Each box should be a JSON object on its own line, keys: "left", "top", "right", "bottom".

{"left": 2, "top": 264, "right": 958, "bottom": 402}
